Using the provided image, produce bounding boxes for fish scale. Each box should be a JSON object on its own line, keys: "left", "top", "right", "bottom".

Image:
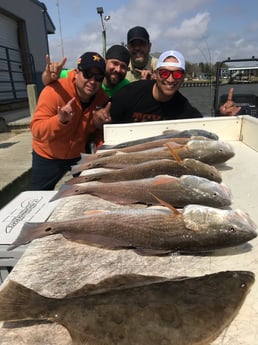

{"left": 8, "top": 204, "right": 257, "bottom": 255}
{"left": 0, "top": 271, "right": 254, "bottom": 345}
{"left": 71, "top": 139, "right": 234, "bottom": 175}
{"left": 51, "top": 174, "right": 232, "bottom": 208}
{"left": 66, "top": 158, "right": 222, "bottom": 185}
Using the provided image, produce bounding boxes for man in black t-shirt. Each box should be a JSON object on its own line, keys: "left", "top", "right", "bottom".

{"left": 110, "top": 49, "right": 241, "bottom": 123}
{"left": 110, "top": 50, "right": 202, "bottom": 123}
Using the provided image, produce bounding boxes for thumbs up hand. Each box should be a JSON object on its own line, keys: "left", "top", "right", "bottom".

{"left": 92, "top": 102, "right": 112, "bottom": 129}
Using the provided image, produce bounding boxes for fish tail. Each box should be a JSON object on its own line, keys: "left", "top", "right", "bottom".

{"left": 77, "top": 152, "right": 98, "bottom": 164}
{"left": 50, "top": 184, "right": 77, "bottom": 201}
{"left": 70, "top": 163, "right": 87, "bottom": 175}
{"left": 0, "top": 280, "right": 50, "bottom": 322}
{"left": 8, "top": 222, "right": 54, "bottom": 251}
{"left": 65, "top": 175, "right": 92, "bottom": 185}
{"left": 71, "top": 158, "right": 99, "bottom": 174}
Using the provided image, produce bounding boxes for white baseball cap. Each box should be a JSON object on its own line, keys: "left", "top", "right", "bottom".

{"left": 156, "top": 50, "right": 185, "bottom": 71}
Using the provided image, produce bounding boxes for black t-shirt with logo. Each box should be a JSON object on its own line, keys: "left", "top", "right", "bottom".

{"left": 110, "top": 79, "right": 202, "bottom": 123}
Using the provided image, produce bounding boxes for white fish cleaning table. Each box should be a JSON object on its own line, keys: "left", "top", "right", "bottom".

{"left": 0, "top": 115, "right": 258, "bottom": 344}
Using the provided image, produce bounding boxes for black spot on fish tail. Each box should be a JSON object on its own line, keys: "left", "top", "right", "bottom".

{"left": 8, "top": 222, "right": 54, "bottom": 251}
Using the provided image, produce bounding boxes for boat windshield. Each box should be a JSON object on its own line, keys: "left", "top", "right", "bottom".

{"left": 213, "top": 58, "right": 258, "bottom": 117}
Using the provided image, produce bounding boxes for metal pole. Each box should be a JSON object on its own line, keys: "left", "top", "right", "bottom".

{"left": 99, "top": 13, "right": 106, "bottom": 58}
{"left": 97, "top": 7, "right": 108, "bottom": 58}
{"left": 102, "top": 28, "right": 106, "bottom": 58}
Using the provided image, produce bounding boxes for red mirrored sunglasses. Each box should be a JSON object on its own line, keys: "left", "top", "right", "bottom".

{"left": 158, "top": 69, "right": 184, "bottom": 80}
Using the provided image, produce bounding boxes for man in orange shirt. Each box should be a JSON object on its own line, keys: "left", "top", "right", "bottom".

{"left": 31, "top": 52, "right": 110, "bottom": 190}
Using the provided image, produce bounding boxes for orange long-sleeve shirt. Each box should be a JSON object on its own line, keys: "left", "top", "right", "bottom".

{"left": 31, "top": 70, "right": 109, "bottom": 159}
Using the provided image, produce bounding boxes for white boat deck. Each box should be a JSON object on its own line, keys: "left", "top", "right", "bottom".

{"left": 0, "top": 115, "right": 257, "bottom": 344}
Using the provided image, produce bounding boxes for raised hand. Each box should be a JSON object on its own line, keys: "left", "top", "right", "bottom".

{"left": 219, "top": 88, "right": 241, "bottom": 116}
{"left": 57, "top": 97, "right": 76, "bottom": 124}
{"left": 42, "top": 54, "right": 67, "bottom": 85}
{"left": 92, "top": 102, "right": 112, "bottom": 128}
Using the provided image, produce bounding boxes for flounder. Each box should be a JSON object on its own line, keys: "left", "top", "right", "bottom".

{"left": 0, "top": 271, "right": 254, "bottom": 345}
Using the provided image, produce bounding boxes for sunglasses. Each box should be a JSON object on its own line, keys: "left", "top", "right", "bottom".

{"left": 158, "top": 69, "right": 184, "bottom": 80}
{"left": 79, "top": 69, "right": 104, "bottom": 82}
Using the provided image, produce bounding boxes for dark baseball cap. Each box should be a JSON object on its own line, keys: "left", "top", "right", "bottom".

{"left": 77, "top": 52, "right": 105, "bottom": 74}
{"left": 106, "top": 45, "right": 130, "bottom": 65}
{"left": 127, "top": 26, "right": 150, "bottom": 44}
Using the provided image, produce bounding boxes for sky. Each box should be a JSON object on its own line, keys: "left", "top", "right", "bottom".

{"left": 42, "top": 0, "right": 258, "bottom": 68}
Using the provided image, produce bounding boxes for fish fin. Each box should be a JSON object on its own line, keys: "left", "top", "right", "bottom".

{"left": 114, "top": 150, "right": 128, "bottom": 155}
{"left": 149, "top": 192, "right": 181, "bottom": 215}
{"left": 50, "top": 184, "right": 84, "bottom": 201}
{"left": 70, "top": 164, "right": 83, "bottom": 175}
{"left": 165, "top": 142, "right": 182, "bottom": 162}
{"left": 71, "top": 154, "right": 103, "bottom": 175}
{"left": 0, "top": 280, "right": 47, "bottom": 322}
{"left": 190, "top": 135, "right": 210, "bottom": 141}
{"left": 49, "top": 184, "right": 72, "bottom": 201}
{"left": 69, "top": 333, "right": 112, "bottom": 345}
{"left": 84, "top": 210, "right": 108, "bottom": 215}
{"left": 8, "top": 222, "right": 54, "bottom": 251}
{"left": 152, "top": 175, "right": 176, "bottom": 185}
{"left": 64, "top": 175, "right": 94, "bottom": 185}
{"left": 77, "top": 152, "right": 98, "bottom": 164}
{"left": 134, "top": 248, "right": 173, "bottom": 256}
{"left": 162, "top": 129, "right": 180, "bottom": 136}
{"left": 171, "top": 129, "right": 219, "bottom": 140}
{"left": 67, "top": 274, "right": 167, "bottom": 297}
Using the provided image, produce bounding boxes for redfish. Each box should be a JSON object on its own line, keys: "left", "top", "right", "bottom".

{"left": 169, "top": 139, "right": 235, "bottom": 164}
{"left": 0, "top": 271, "right": 254, "bottom": 345}
{"left": 102, "top": 128, "right": 219, "bottom": 149}
{"left": 51, "top": 174, "right": 231, "bottom": 207}
{"left": 71, "top": 139, "right": 234, "bottom": 174}
{"left": 87, "top": 136, "right": 209, "bottom": 158}
{"left": 8, "top": 204, "right": 256, "bottom": 255}
{"left": 65, "top": 158, "right": 222, "bottom": 185}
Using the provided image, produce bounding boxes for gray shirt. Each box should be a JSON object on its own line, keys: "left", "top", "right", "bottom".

{"left": 126, "top": 55, "right": 158, "bottom": 82}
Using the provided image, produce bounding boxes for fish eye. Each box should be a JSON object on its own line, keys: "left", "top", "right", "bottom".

{"left": 229, "top": 226, "right": 236, "bottom": 233}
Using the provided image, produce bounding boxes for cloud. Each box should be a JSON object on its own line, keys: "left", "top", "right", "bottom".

{"left": 172, "top": 12, "right": 210, "bottom": 39}
{"left": 46, "top": 0, "right": 258, "bottom": 66}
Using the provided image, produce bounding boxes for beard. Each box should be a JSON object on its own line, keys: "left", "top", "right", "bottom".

{"left": 105, "top": 72, "right": 124, "bottom": 87}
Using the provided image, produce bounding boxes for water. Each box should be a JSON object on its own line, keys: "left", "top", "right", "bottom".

{"left": 180, "top": 86, "right": 215, "bottom": 116}
{"left": 182, "top": 83, "right": 258, "bottom": 117}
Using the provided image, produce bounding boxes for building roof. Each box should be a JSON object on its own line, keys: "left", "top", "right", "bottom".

{"left": 33, "top": 0, "right": 56, "bottom": 34}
